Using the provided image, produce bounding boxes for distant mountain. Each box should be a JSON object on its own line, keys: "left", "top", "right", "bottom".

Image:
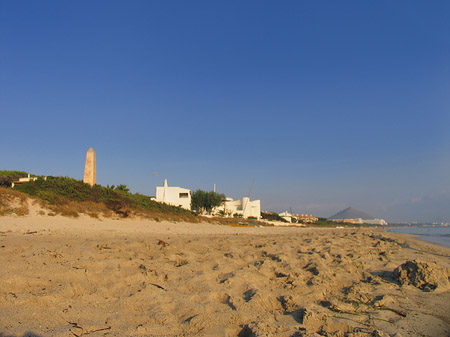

{"left": 329, "top": 207, "right": 374, "bottom": 220}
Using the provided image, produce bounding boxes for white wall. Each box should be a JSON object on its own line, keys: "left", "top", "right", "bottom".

{"left": 155, "top": 179, "right": 191, "bottom": 210}
{"left": 363, "top": 219, "right": 388, "bottom": 225}
{"left": 279, "top": 211, "right": 293, "bottom": 223}
{"left": 221, "top": 197, "right": 261, "bottom": 219}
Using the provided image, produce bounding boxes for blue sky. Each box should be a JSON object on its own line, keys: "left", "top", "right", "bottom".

{"left": 1, "top": 1, "right": 449, "bottom": 222}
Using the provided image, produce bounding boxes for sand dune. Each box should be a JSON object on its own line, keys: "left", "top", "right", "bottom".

{"left": 0, "top": 214, "right": 449, "bottom": 336}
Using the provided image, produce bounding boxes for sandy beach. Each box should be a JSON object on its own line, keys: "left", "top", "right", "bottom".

{"left": 1, "top": 214, "right": 449, "bottom": 337}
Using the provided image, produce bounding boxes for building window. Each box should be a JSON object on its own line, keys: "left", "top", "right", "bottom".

{"left": 179, "top": 193, "right": 189, "bottom": 198}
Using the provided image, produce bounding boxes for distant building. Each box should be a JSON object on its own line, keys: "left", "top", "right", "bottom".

{"left": 222, "top": 197, "right": 261, "bottom": 219}
{"left": 278, "top": 212, "right": 318, "bottom": 223}
{"left": 297, "top": 214, "right": 318, "bottom": 223}
{"left": 155, "top": 179, "right": 191, "bottom": 210}
{"left": 329, "top": 207, "right": 387, "bottom": 225}
{"left": 330, "top": 218, "right": 364, "bottom": 224}
{"left": 330, "top": 218, "right": 388, "bottom": 226}
{"left": 279, "top": 211, "right": 294, "bottom": 223}
{"left": 11, "top": 174, "right": 46, "bottom": 188}
{"left": 362, "top": 218, "right": 388, "bottom": 226}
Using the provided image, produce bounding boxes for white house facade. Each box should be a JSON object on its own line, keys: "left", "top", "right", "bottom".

{"left": 155, "top": 179, "right": 191, "bottom": 210}
{"left": 219, "top": 197, "right": 261, "bottom": 219}
{"left": 279, "top": 211, "right": 293, "bottom": 223}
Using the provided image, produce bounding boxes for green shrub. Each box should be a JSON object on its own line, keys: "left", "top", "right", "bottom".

{"left": 13, "top": 175, "right": 196, "bottom": 220}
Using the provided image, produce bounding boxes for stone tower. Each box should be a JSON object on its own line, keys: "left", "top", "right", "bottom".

{"left": 83, "top": 147, "right": 96, "bottom": 186}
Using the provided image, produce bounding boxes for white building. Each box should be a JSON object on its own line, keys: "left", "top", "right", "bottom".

{"left": 11, "top": 174, "right": 46, "bottom": 188}
{"left": 155, "top": 179, "right": 191, "bottom": 210}
{"left": 330, "top": 218, "right": 388, "bottom": 226}
{"left": 279, "top": 211, "right": 294, "bottom": 223}
{"left": 363, "top": 218, "right": 388, "bottom": 226}
{"left": 220, "top": 197, "right": 261, "bottom": 219}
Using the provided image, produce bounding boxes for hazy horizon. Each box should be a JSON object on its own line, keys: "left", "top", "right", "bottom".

{"left": 1, "top": 1, "right": 449, "bottom": 223}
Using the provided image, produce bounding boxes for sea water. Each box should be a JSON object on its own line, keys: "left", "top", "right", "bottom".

{"left": 387, "top": 226, "right": 450, "bottom": 247}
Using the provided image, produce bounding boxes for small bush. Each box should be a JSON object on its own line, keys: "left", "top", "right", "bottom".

{"left": 88, "top": 212, "right": 99, "bottom": 218}
{"left": 60, "top": 208, "right": 79, "bottom": 218}
{"left": 14, "top": 206, "right": 29, "bottom": 216}
{"left": 0, "top": 187, "right": 29, "bottom": 216}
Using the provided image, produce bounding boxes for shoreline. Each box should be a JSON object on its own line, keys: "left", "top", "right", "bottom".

{"left": 1, "top": 215, "right": 449, "bottom": 336}
{"left": 386, "top": 226, "right": 450, "bottom": 248}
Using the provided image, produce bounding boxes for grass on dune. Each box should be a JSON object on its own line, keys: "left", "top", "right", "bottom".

{"left": 4, "top": 176, "right": 199, "bottom": 222}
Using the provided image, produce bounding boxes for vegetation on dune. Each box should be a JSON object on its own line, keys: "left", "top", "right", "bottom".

{"left": 0, "top": 170, "right": 30, "bottom": 178}
{"left": 1, "top": 173, "right": 264, "bottom": 225}
{"left": 0, "top": 170, "right": 31, "bottom": 187}
{"left": 9, "top": 176, "right": 198, "bottom": 221}
{"left": 0, "top": 187, "right": 29, "bottom": 216}
{"left": 0, "top": 172, "right": 365, "bottom": 226}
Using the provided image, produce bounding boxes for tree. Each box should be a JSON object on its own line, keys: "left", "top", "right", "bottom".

{"left": 115, "top": 184, "right": 130, "bottom": 193}
{"left": 191, "top": 190, "right": 225, "bottom": 214}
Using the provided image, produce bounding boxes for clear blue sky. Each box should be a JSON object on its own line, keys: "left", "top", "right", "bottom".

{"left": 1, "top": 1, "right": 449, "bottom": 222}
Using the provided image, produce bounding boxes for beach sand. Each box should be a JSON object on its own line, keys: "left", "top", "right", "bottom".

{"left": 0, "top": 213, "right": 449, "bottom": 337}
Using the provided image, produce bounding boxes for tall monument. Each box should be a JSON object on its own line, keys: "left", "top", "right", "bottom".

{"left": 83, "top": 147, "right": 96, "bottom": 186}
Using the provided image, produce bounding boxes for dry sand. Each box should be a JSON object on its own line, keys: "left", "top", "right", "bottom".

{"left": 1, "top": 213, "right": 449, "bottom": 337}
